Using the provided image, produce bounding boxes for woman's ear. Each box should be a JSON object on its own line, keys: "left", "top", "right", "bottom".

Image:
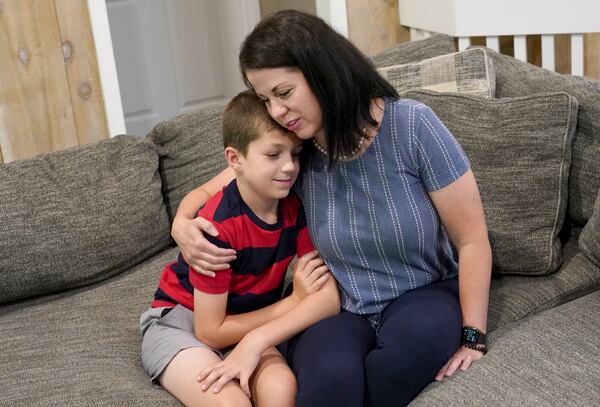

{"left": 224, "top": 147, "right": 243, "bottom": 171}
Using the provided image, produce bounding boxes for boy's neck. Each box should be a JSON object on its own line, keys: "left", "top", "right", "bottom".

{"left": 235, "top": 178, "right": 280, "bottom": 225}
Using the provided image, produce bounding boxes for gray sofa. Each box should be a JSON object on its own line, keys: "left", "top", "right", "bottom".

{"left": 1, "top": 34, "right": 599, "bottom": 406}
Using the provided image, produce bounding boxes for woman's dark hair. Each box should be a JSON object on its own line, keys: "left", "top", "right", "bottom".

{"left": 239, "top": 9, "right": 398, "bottom": 167}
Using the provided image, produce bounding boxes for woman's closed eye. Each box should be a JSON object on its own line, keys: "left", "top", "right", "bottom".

{"left": 277, "top": 89, "right": 292, "bottom": 99}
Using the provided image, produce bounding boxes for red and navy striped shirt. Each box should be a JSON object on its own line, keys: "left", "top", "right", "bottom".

{"left": 152, "top": 179, "right": 313, "bottom": 314}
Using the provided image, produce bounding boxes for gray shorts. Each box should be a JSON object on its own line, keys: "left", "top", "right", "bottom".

{"left": 140, "top": 305, "right": 230, "bottom": 385}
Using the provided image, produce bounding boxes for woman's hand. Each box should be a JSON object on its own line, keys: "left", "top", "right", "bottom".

{"left": 434, "top": 346, "right": 485, "bottom": 381}
{"left": 291, "top": 251, "right": 331, "bottom": 300}
{"left": 197, "top": 332, "right": 265, "bottom": 398}
{"left": 171, "top": 214, "right": 236, "bottom": 277}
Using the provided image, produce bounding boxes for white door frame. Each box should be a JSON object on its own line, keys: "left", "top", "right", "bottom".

{"left": 87, "top": 0, "right": 261, "bottom": 137}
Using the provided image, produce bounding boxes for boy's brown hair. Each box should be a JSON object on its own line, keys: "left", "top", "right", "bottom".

{"left": 222, "top": 90, "right": 287, "bottom": 155}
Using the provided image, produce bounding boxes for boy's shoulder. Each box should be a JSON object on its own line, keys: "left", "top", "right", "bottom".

{"left": 197, "top": 179, "right": 243, "bottom": 223}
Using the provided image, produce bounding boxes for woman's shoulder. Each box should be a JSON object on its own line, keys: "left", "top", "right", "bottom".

{"left": 387, "top": 96, "right": 430, "bottom": 112}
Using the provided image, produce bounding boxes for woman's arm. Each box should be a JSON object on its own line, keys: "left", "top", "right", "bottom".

{"left": 428, "top": 169, "right": 492, "bottom": 380}
{"left": 172, "top": 167, "right": 236, "bottom": 276}
{"left": 194, "top": 251, "right": 331, "bottom": 349}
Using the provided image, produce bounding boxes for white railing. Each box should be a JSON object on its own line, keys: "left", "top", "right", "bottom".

{"left": 399, "top": 0, "right": 600, "bottom": 76}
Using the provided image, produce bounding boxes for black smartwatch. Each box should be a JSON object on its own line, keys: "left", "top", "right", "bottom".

{"left": 462, "top": 326, "right": 488, "bottom": 354}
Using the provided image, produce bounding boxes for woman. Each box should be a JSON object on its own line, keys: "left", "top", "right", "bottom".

{"left": 172, "top": 10, "right": 492, "bottom": 407}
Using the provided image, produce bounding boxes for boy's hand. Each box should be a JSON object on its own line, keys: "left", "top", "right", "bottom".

{"left": 197, "top": 332, "right": 265, "bottom": 398}
{"left": 292, "top": 251, "right": 331, "bottom": 300}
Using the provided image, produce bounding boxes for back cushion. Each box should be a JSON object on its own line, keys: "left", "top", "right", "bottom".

{"left": 474, "top": 46, "right": 600, "bottom": 225}
{"left": 378, "top": 48, "right": 495, "bottom": 98}
{"left": 147, "top": 102, "right": 228, "bottom": 221}
{"left": 404, "top": 90, "right": 578, "bottom": 275}
{"left": 370, "top": 34, "right": 456, "bottom": 68}
{"left": 579, "top": 189, "right": 600, "bottom": 267}
{"left": 0, "top": 136, "right": 171, "bottom": 304}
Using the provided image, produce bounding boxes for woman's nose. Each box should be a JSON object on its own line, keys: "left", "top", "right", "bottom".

{"left": 269, "top": 100, "right": 288, "bottom": 119}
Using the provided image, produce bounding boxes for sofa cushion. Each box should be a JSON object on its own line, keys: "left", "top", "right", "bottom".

{"left": 0, "top": 135, "right": 172, "bottom": 304}
{"left": 487, "top": 230, "right": 600, "bottom": 331}
{"left": 411, "top": 289, "right": 600, "bottom": 406}
{"left": 370, "top": 33, "right": 456, "bottom": 68}
{"left": 404, "top": 90, "right": 578, "bottom": 275}
{"left": 148, "top": 102, "right": 228, "bottom": 221}
{"left": 580, "top": 188, "right": 600, "bottom": 266}
{"left": 473, "top": 46, "right": 600, "bottom": 225}
{"left": 0, "top": 247, "right": 181, "bottom": 406}
{"left": 378, "top": 48, "right": 495, "bottom": 98}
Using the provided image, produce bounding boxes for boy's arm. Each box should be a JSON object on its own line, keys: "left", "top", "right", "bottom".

{"left": 193, "top": 250, "right": 331, "bottom": 349}
{"left": 198, "top": 277, "right": 340, "bottom": 396}
{"left": 193, "top": 288, "right": 301, "bottom": 349}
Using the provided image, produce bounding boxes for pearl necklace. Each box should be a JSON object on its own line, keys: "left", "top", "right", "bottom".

{"left": 312, "top": 128, "right": 367, "bottom": 160}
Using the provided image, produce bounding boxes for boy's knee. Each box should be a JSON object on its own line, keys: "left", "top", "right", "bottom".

{"left": 254, "top": 363, "right": 296, "bottom": 406}
{"left": 212, "top": 391, "right": 252, "bottom": 407}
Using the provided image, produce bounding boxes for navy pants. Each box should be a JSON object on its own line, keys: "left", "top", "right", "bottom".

{"left": 284, "top": 277, "right": 461, "bottom": 407}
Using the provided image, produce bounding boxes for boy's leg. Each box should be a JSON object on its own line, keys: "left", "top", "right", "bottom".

{"left": 159, "top": 347, "right": 252, "bottom": 407}
{"left": 251, "top": 346, "right": 296, "bottom": 407}
{"left": 364, "top": 277, "right": 462, "bottom": 407}
{"left": 285, "top": 311, "right": 375, "bottom": 407}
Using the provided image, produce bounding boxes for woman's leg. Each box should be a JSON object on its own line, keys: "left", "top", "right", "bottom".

{"left": 251, "top": 346, "right": 296, "bottom": 407}
{"left": 159, "top": 347, "right": 252, "bottom": 407}
{"left": 285, "top": 311, "right": 375, "bottom": 407}
{"left": 365, "top": 278, "right": 462, "bottom": 407}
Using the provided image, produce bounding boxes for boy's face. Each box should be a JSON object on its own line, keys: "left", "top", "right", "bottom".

{"left": 235, "top": 128, "right": 302, "bottom": 202}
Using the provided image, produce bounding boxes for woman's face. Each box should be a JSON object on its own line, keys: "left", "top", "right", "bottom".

{"left": 246, "top": 68, "right": 324, "bottom": 142}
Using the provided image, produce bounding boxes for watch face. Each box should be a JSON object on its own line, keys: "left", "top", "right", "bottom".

{"left": 462, "top": 327, "right": 486, "bottom": 345}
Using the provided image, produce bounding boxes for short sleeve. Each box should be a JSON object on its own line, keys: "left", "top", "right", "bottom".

{"left": 188, "top": 225, "right": 234, "bottom": 294}
{"left": 413, "top": 105, "right": 470, "bottom": 192}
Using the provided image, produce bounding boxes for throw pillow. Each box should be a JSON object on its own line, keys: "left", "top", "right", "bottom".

{"left": 148, "top": 102, "right": 229, "bottom": 221}
{"left": 371, "top": 34, "right": 456, "bottom": 68}
{"left": 378, "top": 48, "right": 495, "bottom": 98}
{"left": 472, "top": 46, "right": 600, "bottom": 225}
{"left": 579, "top": 188, "right": 600, "bottom": 267}
{"left": 0, "top": 135, "right": 172, "bottom": 304}
{"left": 403, "top": 90, "right": 579, "bottom": 275}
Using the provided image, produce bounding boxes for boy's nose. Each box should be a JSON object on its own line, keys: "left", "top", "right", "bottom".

{"left": 281, "top": 158, "right": 296, "bottom": 173}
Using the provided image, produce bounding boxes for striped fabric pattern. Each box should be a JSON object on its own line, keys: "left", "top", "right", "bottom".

{"left": 377, "top": 48, "right": 496, "bottom": 98}
{"left": 299, "top": 98, "right": 470, "bottom": 315}
{"left": 151, "top": 180, "right": 313, "bottom": 314}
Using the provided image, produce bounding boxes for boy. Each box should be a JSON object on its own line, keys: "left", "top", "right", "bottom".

{"left": 140, "top": 90, "right": 340, "bottom": 407}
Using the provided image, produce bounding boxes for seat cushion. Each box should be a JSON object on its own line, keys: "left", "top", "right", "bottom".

{"left": 378, "top": 48, "right": 495, "bottom": 98}
{"left": 0, "top": 247, "right": 182, "bottom": 406}
{"left": 411, "top": 289, "right": 600, "bottom": 406}
{"left": 487, "top": 231, "right": 600, "bottom": 332}
{"left": 404, "top": 90, "right": 578, "bottom": 275}
{"left": 0, "top": 136, "right": 172, "bottom": 304}
{"left": 147, "top": 102, "right": 228, "bottom": 221}
{"left": 474, "top": 46, "right": 600, "bottom": 225}
{"left": 370, "top": 33, "right": 456, "bottom": 68}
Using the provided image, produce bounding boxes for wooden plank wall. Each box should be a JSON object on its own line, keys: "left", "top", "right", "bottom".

{"left": 0, "top": 0, "right": 107, "bottom": 163}
{"left": 347, "top": 0, "right": 410, "bottom": 56}
{"left": 346, "top": 0, "right": 600, "bottom": 80}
